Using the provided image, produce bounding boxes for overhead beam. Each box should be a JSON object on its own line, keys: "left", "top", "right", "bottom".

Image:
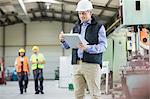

{"left": 29, "top": 9, "right": 111, "bottom": 21}
{"left": 0, "top": 12, "right": 18, "bottom": 18}
{"left": 0, "top": 8, "right": 5, "bottom": 25}
{"left": 5, "top": 17, "right": 11, "bottom": 23}
{"left": 0, "top": 20, "right": 3, "bottom": 23}
{"left": 106, "top": 11, "right": 119, "bottom": 27}
{"left": 37, "top": 2, "right": 47, "bottom": 17}
{"left": 31, "top": 9, "right": 36, "bottom": 18}
{"left": 31, "top": 16, "right": 76, "bottom": 23}
{"left": 14, "top": 15, "right": 21, "bottom": 22}
{"left": 0, "top": 20, "right": 22, "bottom": 26}
{"left": 0, "top": 14, "right": 110, "bottom": 27}
{"left": 0, "top": 20, "right": 4, "bottom": 26}
{"left": 0, "top": 8, "right": 5, "bottom": 15}
{"left": 105, "top": 11, "right": 120, "bottom": 35}
{"left": 0, "top": 8, "right": 12, "bottom": 25}
{"left": 11, "top": 11, "right": 21, "bottom": 22}
{"left": 0, "top": 2, "right": 11, "bottom": 6}
{"left": 0, "top": 8, "right": 112, "bottom": 26}
{"left": 98, "top": 0, "right": 113, "bottom": 17}
{"left": 0, "top": 0, "right": 117, "bottom": 11}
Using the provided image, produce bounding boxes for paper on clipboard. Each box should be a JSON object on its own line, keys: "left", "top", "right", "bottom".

{"left": 64, "top": 33, "right": 89, "bottom": 48}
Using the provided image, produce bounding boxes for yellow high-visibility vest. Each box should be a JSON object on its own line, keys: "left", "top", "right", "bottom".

{"left": 31, "top": 53, "right": 45, "bottom": 70}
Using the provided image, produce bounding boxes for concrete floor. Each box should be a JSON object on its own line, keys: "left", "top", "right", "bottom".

{"left": 0, "top": 80, "right": 112, "bottom": 99}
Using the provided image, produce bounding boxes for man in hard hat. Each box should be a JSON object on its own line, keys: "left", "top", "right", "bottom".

{"left": 59, "top": 0, "right": 107, "bottom": 99}
{"left": 30, "top": 46, "right": 45, "bottom": 94}
{"left": 15, "top": 48, "right": 30, "bottom": 94}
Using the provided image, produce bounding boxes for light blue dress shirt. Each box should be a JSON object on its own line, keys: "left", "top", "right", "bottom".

{"left": 62, "top": 19, "right": 107, "bottom": 59}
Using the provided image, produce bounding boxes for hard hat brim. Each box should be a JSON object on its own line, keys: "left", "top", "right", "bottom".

{"left": 76, "top": 8, "right": 93, "bottom": 11}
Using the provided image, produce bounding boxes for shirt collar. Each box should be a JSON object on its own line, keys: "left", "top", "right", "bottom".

{"left": 80, "top": 18, "right": 92, "bottom": 25}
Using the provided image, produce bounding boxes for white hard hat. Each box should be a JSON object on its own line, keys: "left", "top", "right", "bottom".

{"left": 76, "top": 0, "right": 93, "bottom": 11}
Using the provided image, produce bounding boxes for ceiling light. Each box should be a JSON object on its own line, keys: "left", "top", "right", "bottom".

{"left": 45, "top": 2, "right": 51, "bottom": 9}
{"left": 18, "top": 0, "right": 28, "bottom": 15}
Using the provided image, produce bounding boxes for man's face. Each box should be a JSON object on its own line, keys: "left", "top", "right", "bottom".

{"left": 33, "top": 50, "right": 38, "bottom": 54}
{"left": 78, "top": 11, "right": 92, "bottom": 22}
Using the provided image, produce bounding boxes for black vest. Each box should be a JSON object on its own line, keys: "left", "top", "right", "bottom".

{"left": 72, "top": 16, "right": 103, "bottom": 65}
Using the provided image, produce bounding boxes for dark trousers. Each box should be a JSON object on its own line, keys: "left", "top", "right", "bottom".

{"left": 33, "top": 69, "right": 44, "bottom": 92}
{"left": 17, "top": 72, "right": 28, "bottom": 92}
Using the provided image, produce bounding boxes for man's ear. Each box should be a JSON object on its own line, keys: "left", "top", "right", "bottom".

{"left": 90, "top": 11, "right": 93, "bottom": 16}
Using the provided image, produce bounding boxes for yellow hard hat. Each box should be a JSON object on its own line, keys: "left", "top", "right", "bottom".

{"left": 19, "top": 48, "right": 25, "bottom": 53}
{"left": 32, "top": 46, "right": 39, "bottom": 52}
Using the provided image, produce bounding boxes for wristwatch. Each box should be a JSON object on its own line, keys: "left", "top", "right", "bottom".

{"left": 60, "top": 40, "right": 65, "bottom": 43}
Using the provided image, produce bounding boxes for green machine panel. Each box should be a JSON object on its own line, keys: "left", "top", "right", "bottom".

{"left": 103, "top": 33, "right": 127, "bottom": 82}
{"left": 122, "top": 0, "right": 150, "bottom": 25}
{"left": 103, "top": 38, "right": 113, "bottom": 71}
{"left": 113, "top": 37, "right": 127, "bottom": 82}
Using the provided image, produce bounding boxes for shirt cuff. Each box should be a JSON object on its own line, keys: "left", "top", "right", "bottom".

{"left": 85, "top": 45, "right": 92, "bottom": 53}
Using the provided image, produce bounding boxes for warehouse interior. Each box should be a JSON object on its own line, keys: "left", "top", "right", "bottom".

{"left": 0, "top": 0, "right": 150, "bottom": 99}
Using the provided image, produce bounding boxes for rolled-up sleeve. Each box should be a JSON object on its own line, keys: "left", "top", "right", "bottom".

{"left": 86, "top": 25, "right": 107, "bottom": 54}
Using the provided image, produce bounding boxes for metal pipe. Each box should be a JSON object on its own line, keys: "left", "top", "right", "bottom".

{"left": 137, "top": 25, "right": 140, "bottom": 52}
{"left": 106, "top": 18, "right": 121, "bottom": 33}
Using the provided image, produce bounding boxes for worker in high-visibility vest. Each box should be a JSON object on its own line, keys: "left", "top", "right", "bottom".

{"left": 15, "top": 48, "right": 30, "bottom": 94}
{"left": 30, "top": 46, "right": 45, "bottom": 94}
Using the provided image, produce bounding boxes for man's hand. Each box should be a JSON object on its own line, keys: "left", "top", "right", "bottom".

{"left": 37, "top": 60, "right": 45, "bottom": 64}
{"left": 59, "top": 31, "right": 65, "bottom": 42}
{"left": 77, "top": 43, "right": 87, "bottom": 51}
{"left": 37, "top": 61, "right": 42, "bottom": 64}
{"left": 30, "top": 61, "right": 38, "bottom": 64}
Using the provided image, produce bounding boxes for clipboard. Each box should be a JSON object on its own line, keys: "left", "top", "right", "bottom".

{"left": 64, "top": 33, "right": 88, "bottom": 48}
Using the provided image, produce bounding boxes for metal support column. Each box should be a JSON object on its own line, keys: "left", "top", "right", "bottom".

{"left": 137, "top": 25, "right": 140, "bottom": 52}
{"left": 148, "top": 31, "right": 150, "bottom": 66}
{"left": 61, "top": 0, "right": 65, "bottom": 56}
{"left": 2, "top": 26, "right": 5, "bottom": 63}
{"left": 24, "top": 23, "right": 27, "bottom": 49}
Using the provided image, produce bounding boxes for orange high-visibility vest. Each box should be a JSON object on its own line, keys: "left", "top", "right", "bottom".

{"left": 16, "top": 56, "right": 29, "bottom": 73}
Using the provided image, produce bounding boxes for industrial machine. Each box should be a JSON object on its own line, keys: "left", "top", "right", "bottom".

{"left": 102, "top": 0, "right": 150, "bottom": 98}
{"left": 104, "top": 26, "right": 150, "bottom": 99}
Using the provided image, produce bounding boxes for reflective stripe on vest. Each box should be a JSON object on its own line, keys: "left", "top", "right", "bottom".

{"left": 31, "top": 53, "right": 44, "bottom": 70}
{"left": 16, "top": 56, "right": 29, "bottom": 72}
